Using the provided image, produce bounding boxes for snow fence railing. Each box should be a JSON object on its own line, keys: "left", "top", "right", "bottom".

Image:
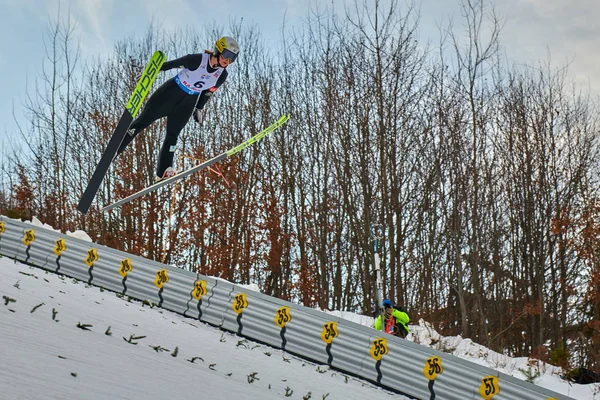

{"left": 0, "top": 215, "right": 573, "bottom": 400}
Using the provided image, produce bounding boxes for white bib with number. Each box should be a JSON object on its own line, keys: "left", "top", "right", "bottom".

{"left": 174, "top": 53, "right": 224, "bottom": 95}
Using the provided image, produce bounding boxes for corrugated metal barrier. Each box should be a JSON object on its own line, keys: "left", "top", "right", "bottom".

{"left": 0, "top": 215, "right": 574, "bottom": 400}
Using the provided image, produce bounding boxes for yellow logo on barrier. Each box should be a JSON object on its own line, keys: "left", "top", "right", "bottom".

{"left": 275, "top": 306, "right": 292, "bottom": 328}
{"left": 23, "top": 229, "right": 35, "bottom": 246}
{"left": 423, "top": 356, "right": 443, "bottom": 380}
{"left": 119, "top": 258, "right": 133, "bottom": 277}
{"left": 154, "top": 269, "right": 169, "bottom": 288}
{"left": 192, "top": 280, "right": 207, "bottom": 300}
{"left": 232, "top": 293, "right": 248, "bottom": 314}
{"left": 0, "top": 221, "right": 5, "bottom": 234}
{"left": 479, "top": 375, "right": 500, "bottom": 399}
{"left": 321, "top": 322, "right": 339, "bottom": 344}
{"left": 370, "top": 338, "right": 389, "bottom": 361}
{"left": 53, "top": 239, "right": 66, "bottom": 256}
{"left": 85, "top": 248, "right": 98, "bottom": 266}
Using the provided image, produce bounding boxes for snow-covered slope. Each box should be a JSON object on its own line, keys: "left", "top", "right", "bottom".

{"left": 0, "top": 256, "right": 405, "bottom": 400}
{"left": 2, "top": 215, "right": 599, "bottom": 399}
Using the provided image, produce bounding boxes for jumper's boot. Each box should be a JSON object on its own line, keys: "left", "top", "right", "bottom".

{"left": 155, "top": 166, "right": 177, "bottom": 182}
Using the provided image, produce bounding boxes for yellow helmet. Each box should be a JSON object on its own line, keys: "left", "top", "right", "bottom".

{"left": 214, "top": 36, "right": 240, "bottom": 63}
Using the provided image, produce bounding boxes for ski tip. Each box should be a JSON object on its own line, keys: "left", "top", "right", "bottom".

{"left": 275, "top": 114, "right": 290, "bottom": 127}
{"left": 76, "top": 202, "right": 90, "bottom": 215}
{"left": 153, "top": 50, "right": 167, "bottom": 62}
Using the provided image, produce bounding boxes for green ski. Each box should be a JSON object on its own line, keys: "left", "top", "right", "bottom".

{"left": 101, "top": 114, "right": 290, "bottom": 212}
{"left": 77, "top": 50, "right": 166, "bottom": 214}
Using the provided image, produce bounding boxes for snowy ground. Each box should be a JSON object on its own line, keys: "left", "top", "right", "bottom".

{"left": 0, "top": 256, "right": 407, "bottom": 400}
{"left": 1, "top": 217, "right": 599, "bottom": 399}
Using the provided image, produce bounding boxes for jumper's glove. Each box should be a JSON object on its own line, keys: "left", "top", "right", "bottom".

{"left": 193, "top": 109, "right": 202, "bottom": 123}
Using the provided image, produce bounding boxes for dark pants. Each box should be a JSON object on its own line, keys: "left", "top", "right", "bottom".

{"left": 118, "top": 78, "right": 199, "bottom": 177}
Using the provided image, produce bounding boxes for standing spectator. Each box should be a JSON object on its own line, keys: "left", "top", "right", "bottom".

{"left": 374, "top": 299, "right": 411, "bottom": 338}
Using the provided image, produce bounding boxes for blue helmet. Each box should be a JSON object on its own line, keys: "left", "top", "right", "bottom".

{"left": 382, "top": 299, "right": 393, "bottom": 308}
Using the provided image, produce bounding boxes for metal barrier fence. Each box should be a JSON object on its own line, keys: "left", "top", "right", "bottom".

{"left": 0, "top": 215, "right": 573, "bottom": 400}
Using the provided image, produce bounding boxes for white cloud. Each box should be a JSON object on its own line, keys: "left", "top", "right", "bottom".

{"left": 498, "top": 0, "right": 600, "bottom": 93}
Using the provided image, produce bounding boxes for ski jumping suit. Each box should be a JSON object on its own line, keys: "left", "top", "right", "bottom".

{"left": 117, "top": 52, "right": 229, "bottom": 177}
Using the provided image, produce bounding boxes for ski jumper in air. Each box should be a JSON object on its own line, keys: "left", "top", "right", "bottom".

{"left": 117, "top": 36, "right": 240, "bottom": 180}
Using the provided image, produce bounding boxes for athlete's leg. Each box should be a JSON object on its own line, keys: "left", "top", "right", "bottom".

{"left": 155, "top": 95, "right": 199, "bottom": 177}
{"left": 117, "top": 79, "right": 181, "bottom": 154}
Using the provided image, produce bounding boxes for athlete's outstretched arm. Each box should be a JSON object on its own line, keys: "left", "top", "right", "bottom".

{"left": 160, "top": 54, "right": 203, "bottom": 72}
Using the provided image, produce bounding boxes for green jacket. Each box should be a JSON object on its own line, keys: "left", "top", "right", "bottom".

{"left": 374, "top": 308, "right": 410, "bottom": 337}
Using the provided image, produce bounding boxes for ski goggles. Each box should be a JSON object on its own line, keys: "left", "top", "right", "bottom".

{"left": 220, "top": 48, "right": 238, "bottom": 63}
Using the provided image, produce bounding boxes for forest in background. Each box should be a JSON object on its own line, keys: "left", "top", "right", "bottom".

{"left": 1, "top": 0, "right": 599, "bottom": 373}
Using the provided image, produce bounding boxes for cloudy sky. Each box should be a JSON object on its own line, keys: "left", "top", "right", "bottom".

{"left": 0, "top": 0, "right": 598, "bottom": 151}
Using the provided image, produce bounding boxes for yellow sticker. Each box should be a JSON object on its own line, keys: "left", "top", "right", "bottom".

{"left": 479, "top": 376, "right": 500, "bottom": 399}
{"left": 118, "top": 258, "right": 133, "bottom": 277}
{"left": 321, "top": 322, "right": 339, "bottom": 344}
{"left": 232, "top": 293, "right": 248, "bottom": 314}
{"left": 274, "top": 306, "right": 292, "bottom": 328}
{"left": 192, "top": 280, "right": 207, "bottom": 300}
{"left": 370, "top": 338, "right": 389, "bottom": 361}
{"left": 23, "top": 229, "right": 35, "bottom": 246}
{"left": 154, "top": 269, "right": 169, "bottom": 289}
{"left": 423, "top": 356, "right": 443, "bottom": 380}
{"left": 85, "top": 248, "right": 98, "bottom": 267}
{"left": 0, "top": 221, "right": 5, "bottom": 233}
{"left": 215, "top": 37, "right": 227, "bottom": 52}
{"left": 53, "top": 238, "right": 66, "bottom": 256}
